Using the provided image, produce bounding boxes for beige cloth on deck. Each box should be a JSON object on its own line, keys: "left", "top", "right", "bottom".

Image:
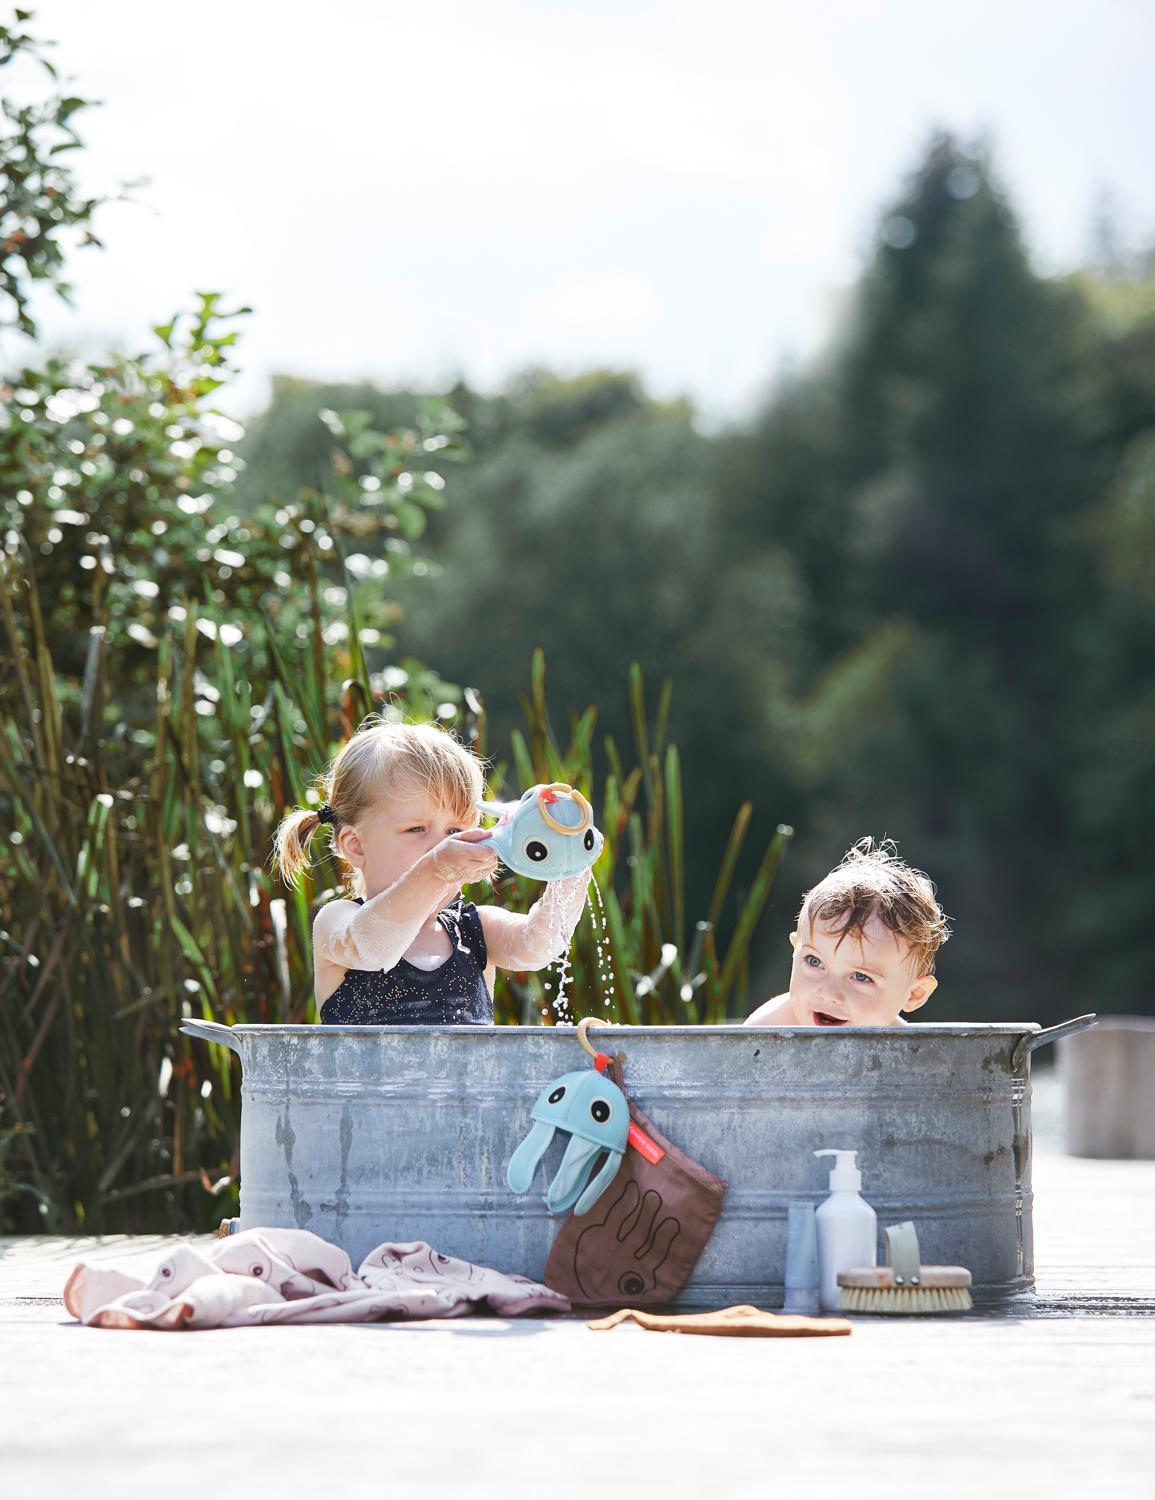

{"left": 587, "top": 1304, "right": 852, "bottom": 1337}
{"left": 63, "top": 1227, "right": 571, "bottom": 1329}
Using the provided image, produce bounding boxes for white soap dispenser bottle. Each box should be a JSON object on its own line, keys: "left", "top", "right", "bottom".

{"left": 814, "top": 1148, "right": 877, "bottom": 1312}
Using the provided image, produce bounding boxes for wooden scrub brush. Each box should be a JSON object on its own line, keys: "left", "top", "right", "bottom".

{"left": 838, "top": 1221, "right": 973, "bottom": 1315}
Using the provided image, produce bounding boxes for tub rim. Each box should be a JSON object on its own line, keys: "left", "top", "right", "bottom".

{"left": 180, "top": 1015, "right": 1097, "bottom": 1073}
{"left": 188, "top": 1020, "right": 1048, "bottom": 1037}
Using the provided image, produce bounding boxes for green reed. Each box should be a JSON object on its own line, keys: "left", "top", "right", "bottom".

{"left": 1, "top": 566, "right": 788, "bottom": 1237}
{"left": 480, "top": 650, "right": 791, "bottom": 1029}
{"left": 2, "top": 488, "right": 787, "bottom": 1241}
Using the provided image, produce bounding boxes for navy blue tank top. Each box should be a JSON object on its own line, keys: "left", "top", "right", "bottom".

{"left": 319, "top": 899, "right": 492, "bottom": 1026}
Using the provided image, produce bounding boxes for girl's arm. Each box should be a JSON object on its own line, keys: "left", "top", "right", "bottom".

{"left": 313, "top": 832, "right": 498, "bottom": 972}
{"left": 477, "top": 869, "right": 593, "bottom": 972}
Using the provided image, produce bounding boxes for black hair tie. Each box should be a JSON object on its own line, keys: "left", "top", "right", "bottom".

{"left": 317, "top": 804, "right": 336, "bottom": 826}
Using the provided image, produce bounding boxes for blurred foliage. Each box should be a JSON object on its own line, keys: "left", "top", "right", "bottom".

{"left": 236, "top": 138, "right": 1155, "bottom": 1025}
{"left": 0, "top": 8, "right": 783, "bottom": 1234}
{"left": 0, "top": 293, "right": 468, "bottom": 694}
{"left": 0, "top": 352, "right": 478, "bottom": 1235}
{"left": 479, "top": 650, "right": 790, "bottom": 1032}
{"left": 710, "top": 137, "right": 1155, "bottom": 1016}
{"left": 3, "top": 8, "right": 1154, "bottom": 1235}
{"left": 0, "top": 10, "right": 130, "bottom": 336}
{"left": 1, "top": 508, "right": 782, "bottom": 1234}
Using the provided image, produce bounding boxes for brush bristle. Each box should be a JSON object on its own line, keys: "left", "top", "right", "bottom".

{"left": 837, "top": 1285, "right": 973, "bottom": 1315}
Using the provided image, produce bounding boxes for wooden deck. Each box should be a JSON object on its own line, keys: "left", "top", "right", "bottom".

{"left": 2, "top": 1083, "right": 1153, "bottom": 1499}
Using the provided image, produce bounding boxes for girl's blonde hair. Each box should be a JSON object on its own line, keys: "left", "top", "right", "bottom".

{"left": 272, "top": 716, "right": 488, "bottom": 894}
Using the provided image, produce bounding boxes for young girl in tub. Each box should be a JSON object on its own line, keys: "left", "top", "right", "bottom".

{"left": 273, "top": 718, "right": 591, "bottom": 1025}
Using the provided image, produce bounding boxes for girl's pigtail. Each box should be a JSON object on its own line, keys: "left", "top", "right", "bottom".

{"left": 272, "top": 806, "right": 325, "bottom": 888}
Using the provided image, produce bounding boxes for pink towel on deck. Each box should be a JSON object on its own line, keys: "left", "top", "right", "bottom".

{"left": 62, "top": 1228, "right": 571, "bottom": 1329}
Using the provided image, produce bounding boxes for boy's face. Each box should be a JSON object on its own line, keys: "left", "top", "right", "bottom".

{"left": 785, "top": 908, "right": 937, "bottom": 1027}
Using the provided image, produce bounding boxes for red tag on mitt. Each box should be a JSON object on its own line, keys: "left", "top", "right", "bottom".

{"left": 627, "top": 1122, "right": 665, "bottom": 1164}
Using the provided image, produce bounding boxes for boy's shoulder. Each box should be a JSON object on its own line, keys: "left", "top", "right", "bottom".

{"left": 742, "top": 993, "right": 793, "bottom": 1026}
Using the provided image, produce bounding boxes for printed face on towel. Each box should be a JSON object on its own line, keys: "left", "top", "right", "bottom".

{"left": 359, "top": 1241, "right": 562, "bottom": 1309}
{"left": 784, "top": 910, "right": 937, "bottom": 1027}
{"left": 391, "top": 1244, "right": 477, "bottom": 1284}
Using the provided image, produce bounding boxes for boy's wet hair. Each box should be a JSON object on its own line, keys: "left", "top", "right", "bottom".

{"left": 798, "top": 837, "right": 951, "bottom": 976}
{"left": 272, "top": 715, "right": 488, "bottom": 895}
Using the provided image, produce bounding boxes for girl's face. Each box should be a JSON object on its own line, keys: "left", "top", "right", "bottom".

{"left": 336, "top": 782, "right": 479, "bottom": 898}
{"left": 785, "top": 909, "right": 937, "bottom": 1027}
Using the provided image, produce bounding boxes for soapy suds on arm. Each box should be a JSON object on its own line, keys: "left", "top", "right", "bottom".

{"left": 538, "top": 876, "right": 617, "bottom": 1023}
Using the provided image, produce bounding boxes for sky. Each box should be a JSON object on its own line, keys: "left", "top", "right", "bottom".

{"left": 10, "top": 0, "right": 1155, "bottom": 425}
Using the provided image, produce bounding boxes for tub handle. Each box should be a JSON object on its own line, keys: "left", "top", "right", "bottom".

{"left": 180, "top": 1020, "right": 242, "bottom": 1055}
{"left": 1011, "top": 1013, "right": 1097, "bottom": 1070}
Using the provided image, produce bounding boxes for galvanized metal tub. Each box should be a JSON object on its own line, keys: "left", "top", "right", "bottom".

{"left": 180, "top": 1017, "right": 1095, "bottom": 1308}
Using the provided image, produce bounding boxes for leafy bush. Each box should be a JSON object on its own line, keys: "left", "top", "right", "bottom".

{"left": 1, "top": 538, "right": 786, "bottom": 1234}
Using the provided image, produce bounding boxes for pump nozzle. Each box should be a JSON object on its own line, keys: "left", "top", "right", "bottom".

{"left": 815, "top": 1148, "right": 863, "bottom": 1191}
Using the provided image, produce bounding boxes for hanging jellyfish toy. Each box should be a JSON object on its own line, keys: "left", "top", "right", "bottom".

{"left": 506, "top": 1023, "right": 628, "bottom": 1215}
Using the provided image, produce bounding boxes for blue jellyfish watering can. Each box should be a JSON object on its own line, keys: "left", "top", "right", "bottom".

{"left": 506, "top": 1067, "right": 629, "bottom": 1215}
{"left": 477, "top": 782, "right": 604, "bottom": 881}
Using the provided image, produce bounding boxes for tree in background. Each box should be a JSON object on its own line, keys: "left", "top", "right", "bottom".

{"left": 0, "top": 16, "right": 482, "bottom": 1232}
{"left": 2, "top": 11, "right": 787, "bottom": 1234}
{"left": 236, "top": 134, "right": 1155, "bottom": 1022}
{"left": 708, "top": 134, "right": 1155, "bottom": 1012}
{"left": 1057, "top": 256, "right": 1155, "bottom": 1003}
{"left": 237, "top": 368, "right": 767, "bottom": 951}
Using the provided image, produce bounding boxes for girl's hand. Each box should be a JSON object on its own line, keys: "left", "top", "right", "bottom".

{"left": 427, "top": 828, "right": 499, "bottom": 887}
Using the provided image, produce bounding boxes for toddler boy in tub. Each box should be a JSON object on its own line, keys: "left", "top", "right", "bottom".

{"left": 743, "top": 837, "right": 951, "bottom": 1028}
{"left": 273, "top": 717, "right": 591, "bottom": 1024}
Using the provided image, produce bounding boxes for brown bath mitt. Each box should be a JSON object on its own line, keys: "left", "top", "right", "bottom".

{"left": 544, "top": 1052, "right": 728, "bottom": 1309}
{"left": 587, "top": 1304, "right": 852, "bottom": 1337}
